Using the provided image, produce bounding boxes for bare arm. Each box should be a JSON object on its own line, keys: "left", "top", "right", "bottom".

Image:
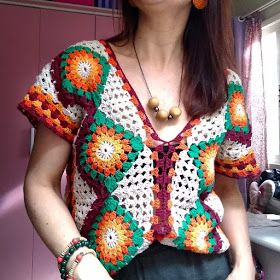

{"left": 214, "top": 174, "right": 255, "bottom": 280}
{"left": 23, "top": 123, "right": 112, "bottom": 279}
{"left": 24, "top": 124, "right": 80, "bottom": 255}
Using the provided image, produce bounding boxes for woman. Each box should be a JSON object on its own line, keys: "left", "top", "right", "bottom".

{"left": 18, "top": 0, "right": 260, "bottom": 279}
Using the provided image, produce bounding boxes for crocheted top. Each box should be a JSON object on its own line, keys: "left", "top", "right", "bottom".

{"left": 18, "top": 39, "right": 260, "bottom": 275}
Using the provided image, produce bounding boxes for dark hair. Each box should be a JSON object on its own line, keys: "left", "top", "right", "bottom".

{"left": 109, "top": 0, "right": 235, "bottom": 118}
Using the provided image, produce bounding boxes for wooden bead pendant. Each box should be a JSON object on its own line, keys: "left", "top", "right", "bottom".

{"left": 168, "top": 106, "right": 182, "bottom": 119}
{"left": 156, "top": 109, "right": 169, "bottom": 121}
{"left": 133, "top": 40, "right": 184, "bottom": 124}
{"left": 147, "top": 97, "right": 182, "bottom": 122}
{"left": 147, "top": 97, "right": 160, "bottom": 110}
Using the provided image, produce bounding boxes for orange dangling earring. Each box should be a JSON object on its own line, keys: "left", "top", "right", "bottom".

{"left": 193, "top": 0, "right": 208, "bottom": 9}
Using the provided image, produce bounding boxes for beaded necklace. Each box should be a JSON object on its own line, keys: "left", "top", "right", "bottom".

{"left": 132, "top": 39, "right": 184, "bottom": 122}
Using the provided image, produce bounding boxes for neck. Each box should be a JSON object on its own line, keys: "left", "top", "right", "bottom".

{"left": 133, "top": 4, "right": 191, "bottom": 69}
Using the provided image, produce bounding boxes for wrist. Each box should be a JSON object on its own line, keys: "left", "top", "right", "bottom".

{"left": 73, "top": 253, "right": 99, "bottom": 279}
{"left": 66, "top": 247, "right": 86, "bottom": 271}
{"left": 229, "top": 245, "right": 254, "bottom": 266}
{"left": 233, "top": 254, "right": 254, "bottom": 268}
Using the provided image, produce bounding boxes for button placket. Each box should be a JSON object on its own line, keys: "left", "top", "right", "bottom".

{"left": 152, "top": 143, "right": 176, "bottom": 237}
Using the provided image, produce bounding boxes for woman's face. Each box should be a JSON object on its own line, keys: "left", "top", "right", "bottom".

{"left": 130, "top": 0, "right": 192, "bottom": 13}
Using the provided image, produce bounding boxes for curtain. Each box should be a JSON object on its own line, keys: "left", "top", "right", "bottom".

{"left": 243, "top": 13, "right": 267, "bottom": 172}
{"left": 232, "top": 14, "right": 267, "bottom": 205}
{"left": 232, "top": 17, "right": 245, "bottom": 78}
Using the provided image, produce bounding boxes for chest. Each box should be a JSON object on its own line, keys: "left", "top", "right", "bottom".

{"left": 72, "top": 41, "right": 229, "bottom": 197}
{"left": 72, "top": 61, "right": 228, "bottom": 234}
{"left": 75, "top": 49, "right": 229, "bottom": 150}
{"left": 106, "top": 51, "right": 190, "bottom": 144}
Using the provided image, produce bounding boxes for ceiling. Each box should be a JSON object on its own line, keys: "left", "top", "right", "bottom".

{"left": 232, "top": 0, "right": 272, "bottom": 16}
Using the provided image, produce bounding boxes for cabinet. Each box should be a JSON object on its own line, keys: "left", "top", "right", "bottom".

{"left": 248, "top": 213, "right": 280, "bottom": 280}
{"left": 0, "top": 1, "right": 119, "bottom": 279}
{"left": 39, "top": 9, "right": 95, "bottom": 67}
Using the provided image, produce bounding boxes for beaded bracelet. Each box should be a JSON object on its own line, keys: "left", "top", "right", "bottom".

{"left": 57, "top": 237, "right": 87, "bottom": 265}
{"left": 56, "top": 237, "right": 89, "bottom": 279}
{"left": 66, "top": 248, "right": 97, "bottom": 280}
{"left": 59, "top": 242, "right": 90, "bottom": 279}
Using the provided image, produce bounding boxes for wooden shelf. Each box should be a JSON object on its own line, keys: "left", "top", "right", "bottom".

{"left": 0, "top": 0, "right": 120, "bottom": 16}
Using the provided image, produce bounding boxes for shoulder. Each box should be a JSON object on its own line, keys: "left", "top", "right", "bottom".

{"left": 224, "top": 68, "right": 243, "bottom": 86}
{"left": 223, "top": 69, "right": 250, "bottom": 133}
{"left": 57, "top": 39, "right": 111, "bottom": 80}
{"left": 224, "top": 68, "right": 245, "bottom": 103}
{"left": 52, "top": 39, "right": 113, "bottom": 108}
{"left": 50, "top": 39, "right": 112, "bottom": 74}
{"left": 49, "top": 39, "right": 111, "bottom": 75}
{"left": 223, "top": 69, "right": 245, "bottom": 111}
{"left": 60, "top": 39, "right": 110, "bottom": 57}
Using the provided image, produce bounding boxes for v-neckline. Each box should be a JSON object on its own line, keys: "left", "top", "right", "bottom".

{"left": 101, "top": 39, "right": 198, "bottom": 144}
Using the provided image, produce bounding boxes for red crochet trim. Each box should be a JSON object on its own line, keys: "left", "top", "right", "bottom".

{"left": 17, "top": 85, "right": 79, "bottom": 143}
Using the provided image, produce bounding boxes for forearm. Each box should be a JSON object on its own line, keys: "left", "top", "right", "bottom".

{"left": 24, "top": 180, "right": 112, "bottom": 279}
{"left": 214, "top": 177, "right": 253, "bottom": 267}
{"left": 24, "top": 179, "right": 80, "bottom": 257}
{"left": 22, "top": 125, "right": 112, "bottom": 279}
{"left": 218, "top": 185, "right": 253, "bottom": 266}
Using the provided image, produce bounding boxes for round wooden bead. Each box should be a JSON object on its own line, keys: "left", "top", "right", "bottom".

{"left": 148, "top": 97, "right": 160, "bottom": 110}
{"left": 156, "top": 109, "right": 169, "bottom": 121}
{"left": 169, "top": 106, "right": 182, "bottom": 119}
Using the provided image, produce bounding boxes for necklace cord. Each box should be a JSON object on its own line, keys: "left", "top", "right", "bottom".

{"left": 132, "top": 39, "right": 184, "bottom": 107}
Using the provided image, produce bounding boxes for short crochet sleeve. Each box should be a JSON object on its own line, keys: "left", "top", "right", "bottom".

{"left": 215, "top": 69, "right": 261, "bottom": 178}
{"left": 17, "top": 49, "right": 85, "bottom": 143}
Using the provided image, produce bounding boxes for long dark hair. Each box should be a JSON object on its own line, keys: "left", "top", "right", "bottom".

{"left": 109, "top": 0, "right": 235, "bottom": 118}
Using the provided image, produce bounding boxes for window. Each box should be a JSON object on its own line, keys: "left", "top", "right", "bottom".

{"left": 262, "top": 19, "right": 280, "bottom": 167}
